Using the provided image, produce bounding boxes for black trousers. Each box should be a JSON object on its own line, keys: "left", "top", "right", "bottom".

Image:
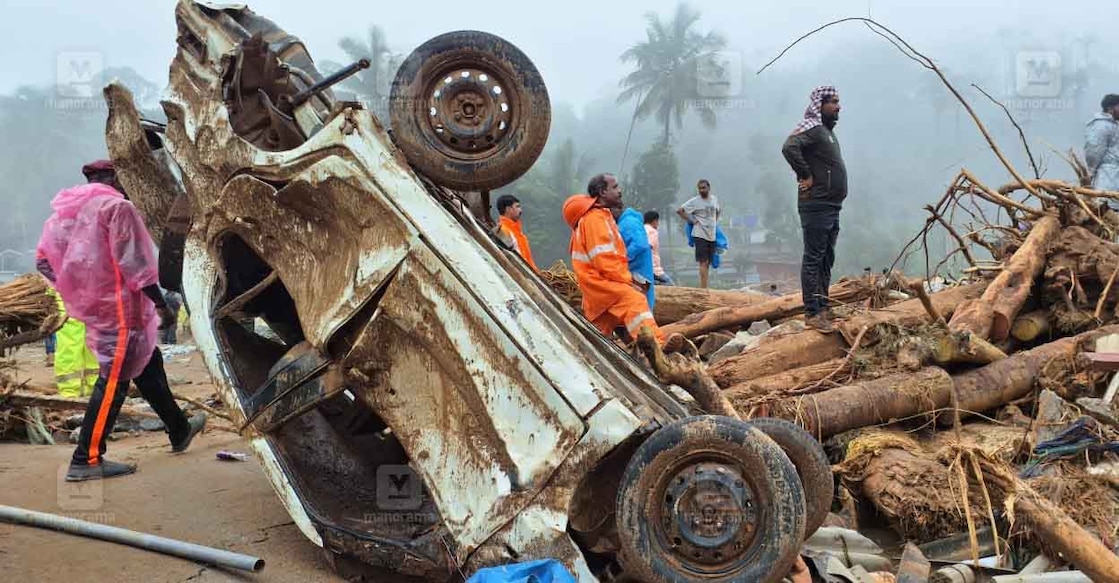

{"left": 800, "top": 211, "right": 841, "bottom": 317}
{"left": 72, "top": 347, "right": 189, "bottom": 466}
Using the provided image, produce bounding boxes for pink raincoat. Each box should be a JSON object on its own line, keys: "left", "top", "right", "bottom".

{"left": 36, "top": 183, "right": 160, "bottom": 381}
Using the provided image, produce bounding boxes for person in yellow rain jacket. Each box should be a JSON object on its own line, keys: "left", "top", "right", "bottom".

{"left": 44, "top": 285, "right": 100, "bottom": 398}
{"left": 494, "top": 194, "right": 538, "bottom": 272}
{"left": 562, "top": 173, "right": 665, "bottom": 345}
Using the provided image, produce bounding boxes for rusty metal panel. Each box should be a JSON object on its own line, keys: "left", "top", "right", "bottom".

{"left": 351, "top": 244, "right": 587, "bottom": 557}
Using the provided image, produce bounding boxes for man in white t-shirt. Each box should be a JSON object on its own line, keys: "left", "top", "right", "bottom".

{"left": 676, "top": 179, "right": 720, "bottom": 289}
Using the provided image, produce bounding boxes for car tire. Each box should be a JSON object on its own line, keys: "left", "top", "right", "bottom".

{"left": 615, "top": 415, "right": 806, "bottom": 583}
{"left": 744, "top": 417, "right": 834, "bottom": 538}
{"left": 389, "top": 30, "right": 550, "bottom": 192}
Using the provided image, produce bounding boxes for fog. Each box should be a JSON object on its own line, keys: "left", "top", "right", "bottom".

{"left": 1, "top": 0, "right": 1114, "bottom": 285}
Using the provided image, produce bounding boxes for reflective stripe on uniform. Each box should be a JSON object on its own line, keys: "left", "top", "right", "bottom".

{"left": 586, "top": 242, "right": 616, "bottom": 260}
{"left": 625, "top": 311, "right": 655, "bottom": 332}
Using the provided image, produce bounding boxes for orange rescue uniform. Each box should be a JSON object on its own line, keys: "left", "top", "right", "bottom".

{"left": 497, "top": 216, "right": 538, "bottom": 271}
{"left": 568, "top": 205, "right": 665, "bottom": 343}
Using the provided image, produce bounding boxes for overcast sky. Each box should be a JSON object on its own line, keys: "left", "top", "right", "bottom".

{"left": 1, "top": 0, "right": 1108, "bottom": 108}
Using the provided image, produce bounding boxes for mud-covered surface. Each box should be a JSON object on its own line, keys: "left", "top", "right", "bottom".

{"left": 0, "top": 345, "right": 344, "bottom": 583}
{"left": 347, "top": 245, "right": 586, "bottom": 558}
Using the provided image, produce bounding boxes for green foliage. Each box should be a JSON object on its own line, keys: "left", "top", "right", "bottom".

{"left": 627, "top": 139, "right": 680, "bottom": 214}
{"left": 617, "top": 2, "right": 726, "bottom": 142}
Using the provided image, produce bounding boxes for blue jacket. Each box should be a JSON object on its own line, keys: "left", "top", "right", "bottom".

{"left": 616, "top": 208, "right": 656, "bottom": 308}
{"left": 685, "top": 222, "right": 729, "bottom": 269}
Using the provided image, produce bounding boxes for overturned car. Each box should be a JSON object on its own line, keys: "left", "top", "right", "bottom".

{"left": 105, "top": 2, "right": 831, "bottom": 581}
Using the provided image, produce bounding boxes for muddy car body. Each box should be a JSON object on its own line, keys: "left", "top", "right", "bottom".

{"left": 107, "top": 2, "right": 821, "bottom": 580}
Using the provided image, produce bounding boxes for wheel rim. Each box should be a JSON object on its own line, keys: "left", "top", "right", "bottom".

{"left": 655, "top": 456, "right": 760, "bottom": 573}
{"left": 424, "top": 67, "right": 513, "bottom": 161}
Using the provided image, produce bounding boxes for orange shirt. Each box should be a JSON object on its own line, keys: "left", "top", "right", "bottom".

{"left": 570, "top": 207, "right": 635, "bottom": 320}
{"left": 498, "top": 216, "right": 537, "bottom": 271}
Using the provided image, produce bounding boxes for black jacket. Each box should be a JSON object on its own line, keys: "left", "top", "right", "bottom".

{"left": 781, "top": 124, "right": 847, "bottom": 213}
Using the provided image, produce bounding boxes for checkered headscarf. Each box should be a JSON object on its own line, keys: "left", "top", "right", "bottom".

{"left": 790, "top": 85, "right": 838, "bottom": 136}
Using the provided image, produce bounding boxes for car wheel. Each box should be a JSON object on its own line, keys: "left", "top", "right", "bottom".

{"left": 389, "top": 30, "right": 551, "bottom": 191}
{"left": 616, "top": 416, "right": 806, "bottom": 583}
{"left": 744, "top": 417, "right": 834, "bottom": 538}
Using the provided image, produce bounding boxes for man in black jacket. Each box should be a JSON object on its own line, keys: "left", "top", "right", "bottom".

{"left": 781, "top": 85, "right": 845, "bottom": 332}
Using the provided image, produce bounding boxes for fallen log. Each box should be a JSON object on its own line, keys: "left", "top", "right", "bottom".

{"left": 662, "top": 278, "right": 876, "bottom": 339}
{"left": 1011, "top": 310, "right": 1051, "bottom": 342}
{"left": 724, "top": 358, "right": 849, "bottom": 401}
{"left": 838, "top": 434, "right": 989, "bottom": 542}
{"left": 654, "top": 286, "right": 771, "bottom": 326}
{"left": 710, "top": 283, "right": 984, "bottom": 388}
{"left": 976, "top": 458, "right": 1119, "bottom": 582}
{"left": 948, "top": 214, "right": 1060, "bottom": 341}
{"left": 764, "top": 324, "right": 1119, "bottom": 438}
{"left": 1, "top": 388, "right": 236, "bottom": 424}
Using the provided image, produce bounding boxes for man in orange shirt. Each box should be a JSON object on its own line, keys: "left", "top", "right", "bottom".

{"left": 495, "top": 194, "right": 537, "bottom": 271}
{"left": 563, "top": 174, "right": 665, "bottom": 344}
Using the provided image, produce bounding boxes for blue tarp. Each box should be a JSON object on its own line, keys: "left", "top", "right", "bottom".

{"left": 685, "top": 222, "right": 729, "bottom": 269}
{"left": 466, "top": 559, "right": 577, "bottom": 583}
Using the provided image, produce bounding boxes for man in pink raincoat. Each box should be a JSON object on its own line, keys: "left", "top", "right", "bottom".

{"left": 36, "top": 160, "right": 206, "bottom": 481}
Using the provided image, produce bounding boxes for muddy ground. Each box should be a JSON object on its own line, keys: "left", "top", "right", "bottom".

{"left": 0, "top": 344, "right": 344, "bottom": 582}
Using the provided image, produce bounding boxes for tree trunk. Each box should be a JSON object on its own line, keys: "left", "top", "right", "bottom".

{"left": 724, "top": 358, "right": 848, "bottom": 401}
{"left": 1000, "top": 484, "right": 1119, "bottom": 581}
{"left": 662, "top": 278, "right": 877, "bottom": 339}
{"left": 654, "top": 287, "right": 770, "bottom": 326}
{"left": 948, "top": 214, "right": 1060, "bottom": 341}
{"left": 710, "top": 283, "right": 985, "bottom": 388}
{"left": 1011, "top": 310, "right": 1051, "bottom": 342}
{"left": 845, "top": 445, "right": 989, "bottom": 542}
{"left": 709, "top": 329, "right": 849, "bottom": 388}
{"left": 762, "top": 324, "right": 1119, "bottom": 438}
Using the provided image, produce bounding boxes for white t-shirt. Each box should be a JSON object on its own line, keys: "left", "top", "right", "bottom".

{"left": 681, "top": 195, "right": 719, "bottom": 242}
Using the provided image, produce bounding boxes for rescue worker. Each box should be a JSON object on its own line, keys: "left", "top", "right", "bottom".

{"left": 562, "top": 173, "right": 665, "bottom": 344}
{"left": 613, "top": 205, "right": 656, "bottom": 309}
{"left": 45, "top": 287, "right": 100, "bottom": 397}
{"left": 37, "top": 160, "right": 206, "bottom": 482}
{"left": 494, "top": 194, "right": 538, "bottom": 271}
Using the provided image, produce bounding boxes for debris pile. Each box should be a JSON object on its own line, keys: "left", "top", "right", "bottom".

{"left": 0, "top": 274, "right": 63, "bottom": 353}
{"left": 545, "top": 167, "right": 1119, "bottom": 580}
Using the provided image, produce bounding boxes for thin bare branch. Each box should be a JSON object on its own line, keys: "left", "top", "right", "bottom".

{"left": 972, "top": 84, "right": 1041, "bottom": 180}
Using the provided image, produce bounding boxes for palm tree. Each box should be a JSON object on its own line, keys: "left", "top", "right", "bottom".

{"left": 617, "top": 3, "right": 727, "bottom": 144}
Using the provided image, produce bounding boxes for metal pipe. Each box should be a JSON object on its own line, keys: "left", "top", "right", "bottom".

{"left": 283, "top": 58, "right": 370, "bottom": 111}
{"left": 1019, "top": 555, "right": 1055, "bottom": 575}
{"left": 991, "top": 573, "right": 1091, "bottom": 583}
{"left": 0, "top": 504, "right": 264, "bottom": 573}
